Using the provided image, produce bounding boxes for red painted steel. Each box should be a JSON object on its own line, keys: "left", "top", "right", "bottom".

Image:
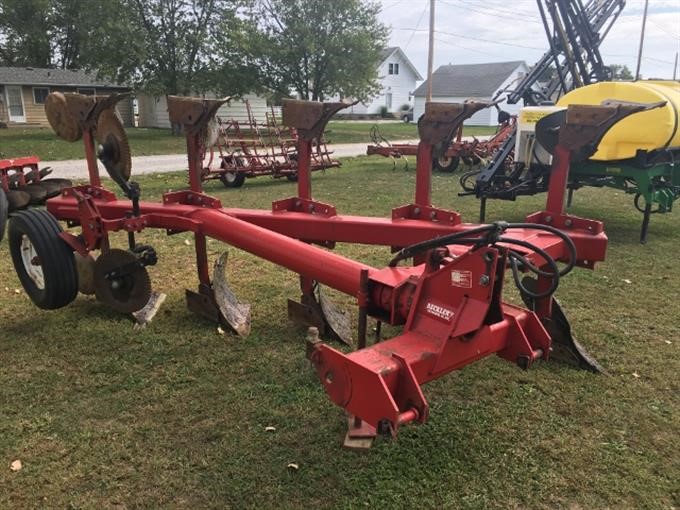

{"left": 35, "top": 96, "right": 614, "bottom": 440}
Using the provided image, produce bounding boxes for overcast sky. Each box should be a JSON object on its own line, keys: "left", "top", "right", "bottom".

{"left": 377, "top": 0, "right": 680, "bottom": 80}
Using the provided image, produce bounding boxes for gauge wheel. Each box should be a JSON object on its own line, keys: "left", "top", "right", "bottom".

{"left": 219, "top": 157, "right": 246, "bottom": 188}
{"left": 8, "top": 209, "right": 78, "bottom": 309}
{"left": 433, "top": 155, "right": 460, "bottom": 173}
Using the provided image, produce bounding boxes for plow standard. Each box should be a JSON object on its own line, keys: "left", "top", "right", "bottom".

{"left": 2, "top": 91, "right": 660, "bottom": 446}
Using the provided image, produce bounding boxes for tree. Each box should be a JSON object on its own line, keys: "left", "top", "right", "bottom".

{"left": 609, "top": 64, "right": 634, "bottom": 81}
{"left": 0, "top": 0, "right": 52, "bottom": 66}
{"left": 247, "top": 0, "right": 388, "bottom": 102}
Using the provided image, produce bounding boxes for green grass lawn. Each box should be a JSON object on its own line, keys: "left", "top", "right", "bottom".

{"left": 0, "top": 127, "right": 188, "bottom": 161}
{"left": 327, "top": 121, "right": 497, "bottom": 144}
{"left": 0, "top": 123, "right": 497, "bottom": 161}
{"left": 0, "top": 157, "right": 678, "bottom": 508}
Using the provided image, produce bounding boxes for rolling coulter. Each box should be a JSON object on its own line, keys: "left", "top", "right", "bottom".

{"left": 6, "top": 90, "right": 655, "bottom": 446}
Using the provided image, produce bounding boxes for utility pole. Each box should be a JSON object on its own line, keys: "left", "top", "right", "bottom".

{"left": 673, "top": 52, "right": 678, "bottom": 80}
{"left": 635, "top": 0, "right": 649, "bottom": 80}
{"left": 426, "top": 0, "right": 435, "bottom": 102}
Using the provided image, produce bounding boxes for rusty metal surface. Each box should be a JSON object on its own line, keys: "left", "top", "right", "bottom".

{"left": 282, "top": 99, "right": 353, "bottom": 141}
{"left": 96, "top": 109, "right": 132, "bottom": 181}
{"left": 45, "top": 92, "right": 84, "bottom": 142}
{"left": 93, "top": 248, "right": 152, "bottom": 313}
{"left": 559, "top": 101, "right": 666, "bottom": 161}
{"left": 417, "top": 101, "right": 492, "bottom": 148}
{"left": 167, "top": 95, "right": 231, "bottom": 132}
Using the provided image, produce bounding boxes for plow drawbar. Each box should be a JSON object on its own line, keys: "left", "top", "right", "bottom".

{"left": 7, "top": 91, "right": 661, "bottom": 445}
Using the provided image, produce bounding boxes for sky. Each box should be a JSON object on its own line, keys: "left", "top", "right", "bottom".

{"left": 377, "top": 0, "right": 680, "bottom": 81}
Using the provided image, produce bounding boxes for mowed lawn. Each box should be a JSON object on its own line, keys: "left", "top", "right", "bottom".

{"left": 0, "top": 156, "right": 677, "bottom": 508}
{"left": 0, "top": 122, "right": 496, "bottom": 161}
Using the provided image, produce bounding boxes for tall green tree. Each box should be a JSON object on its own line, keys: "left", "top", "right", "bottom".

{"left": 0, "top": 0, "right": 52, "bottom": 66}
{"left": 247, "top": 0, "right": 388, "bottom": 102}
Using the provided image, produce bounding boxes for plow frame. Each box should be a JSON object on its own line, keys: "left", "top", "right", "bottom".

{"left": 34, "top": 94, "right": 637, "bottom": 442}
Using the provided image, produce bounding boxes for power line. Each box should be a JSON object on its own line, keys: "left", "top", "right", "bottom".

{"left": 441, "top": 0, "right": 542, "bottom": 23}
{"left": 404, "top": 4, "right": 428, "bottom": 51}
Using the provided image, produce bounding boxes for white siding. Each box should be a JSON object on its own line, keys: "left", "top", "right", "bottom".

{"left": 413, "top": 63, "right": 536, "bottom": 126}
{"left": 137, "top": 93, "right": 268, "bottom": 128}
{"left": 350, "top": 50, "right": 420, "bottom": 115}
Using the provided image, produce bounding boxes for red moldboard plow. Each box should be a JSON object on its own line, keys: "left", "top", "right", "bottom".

{"left": 8, "top": 91, "right": 656, "bottom": 446}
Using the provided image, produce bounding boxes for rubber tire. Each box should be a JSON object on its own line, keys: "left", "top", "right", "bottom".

{"left": 8, "top": 209, "right": 78, "bottom": 310}
{"left": 0, "top": 189, "right": 7, "bottom": 243}
{"left": 433, "top": 155, "right": 460, "bottom": 173}
{"left": 219, "top": 157, "right": 246, "bottom": 188}
{"left": 220, "top": 171, "right": 245, "bottom": 188}
{"left": 402, "top": 114, "right": 410, "bottom": 123}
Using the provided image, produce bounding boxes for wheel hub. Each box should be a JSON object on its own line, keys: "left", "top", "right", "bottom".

{"left": 20, "top": 234, "right": 45, "bottom": 290}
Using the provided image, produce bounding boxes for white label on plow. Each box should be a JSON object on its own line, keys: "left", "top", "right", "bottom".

{"left": 450, "top": 269, "right": 473, "bottom": 288}
{"left": 425, "top": 302, "right": 455, "bottom": 321}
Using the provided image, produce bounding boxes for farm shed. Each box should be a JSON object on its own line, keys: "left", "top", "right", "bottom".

{"left": 137, "top": 93, "right": 270, "bottom": 128}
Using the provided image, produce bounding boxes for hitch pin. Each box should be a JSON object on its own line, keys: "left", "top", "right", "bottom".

{"left": 397, "top": 408, "right": 420, "bottom": 426}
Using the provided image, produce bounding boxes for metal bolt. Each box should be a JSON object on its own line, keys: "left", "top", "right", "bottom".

{"left": 545, "top": 216, "right": 552, "bottom": 223}
{"left": 413, "top": 207, "right": 420, "bottom": 215}
{"left": 430, "top": 211, "right": 436, "bottom": 219}
{"left": 479, "top": 275, "right": 490, "bottom": 286}
{"left": 308, "top": 204, "right": 314, "bottom": 212}
{"left": 565, "top": 219, "right": 573, "bottom": 227}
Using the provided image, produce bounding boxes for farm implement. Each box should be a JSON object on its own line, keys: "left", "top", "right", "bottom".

{"left": 0, "top": 156, "right": 72, "bottom": 242}
{"left": 203, "top": 99, "right": 339, "bottom": 188}
{"left": 5, "top": 90, "right": 656, "bottom": 445}
{"left": 367, "top": 109, "right": 515, "bottom": 172}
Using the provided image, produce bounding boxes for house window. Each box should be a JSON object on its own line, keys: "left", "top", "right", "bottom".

{"left": 78, "top": 88, "right": 95, "bottom": 96}
{"left": 33, "top": 87, "right": 49, "bottom": 105}
{"left": 388, "top": 63, "right": 399, "bottom": 75}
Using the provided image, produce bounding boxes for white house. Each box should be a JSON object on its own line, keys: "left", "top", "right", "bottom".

{"left": 343, "top": 47, "right": 423, "bottom": 115}
{"left": 413, "top": 61, "right": 535, "bottom": 126}
{"left": 137, "top": 93, "right": 270, "bottom": 128}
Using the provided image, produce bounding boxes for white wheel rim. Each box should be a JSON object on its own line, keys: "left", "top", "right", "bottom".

{"left": 225, "top": 172, "right": 237, "bottom": 183}
{"left": 439, "top": 156, "right": 452, "bottom": 166}
{"left": 20, "top": 234, "right": 45, "bottom": 290}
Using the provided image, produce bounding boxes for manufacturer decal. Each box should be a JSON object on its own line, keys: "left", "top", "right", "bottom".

{"left": 450, "top": 269, "right": 473, "bottom": 288}
{"left": 425, "top": 302, "right": 455, "bottom": 322}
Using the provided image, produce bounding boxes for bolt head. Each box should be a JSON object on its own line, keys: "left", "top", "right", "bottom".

{"left": 479, "top": 275, "right": 490, "bottom": 286}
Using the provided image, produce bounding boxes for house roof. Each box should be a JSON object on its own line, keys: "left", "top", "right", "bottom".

{"left": 0, "top": 66, "right": 129, "bottom": 89}
{"left": 380, "top": 47, "right": 424, "bottom": 80}
{"left": 413, "top": 61, "right": 526, "bottom": 98}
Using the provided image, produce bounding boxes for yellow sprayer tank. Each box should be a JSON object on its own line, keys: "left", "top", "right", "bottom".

{"left": 557, "top": 80, "right": 680, "bottom": 161}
